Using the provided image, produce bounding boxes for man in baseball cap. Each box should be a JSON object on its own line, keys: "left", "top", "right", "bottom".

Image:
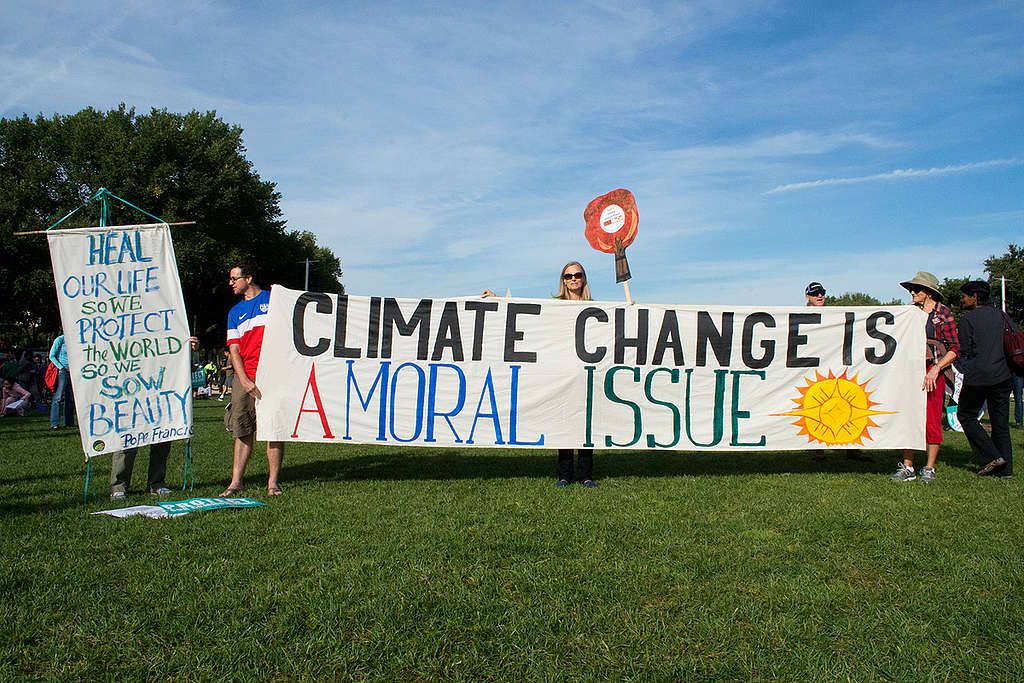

{"left": 805, "top": 282, "right": 826, "bottom": 306}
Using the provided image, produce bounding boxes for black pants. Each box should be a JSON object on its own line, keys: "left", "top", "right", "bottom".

{"left": 110, "top": 441, "right": 173, "bottom": 493}
{"left": 557, "top": 449, "right": 593, "bottom": 482}
{"left": 958, "top": 378, "right": 1013, "bottom": 475}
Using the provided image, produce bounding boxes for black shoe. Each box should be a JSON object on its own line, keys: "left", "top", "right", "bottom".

{"left": 978, "top": 457, "right": 1007, "bottom": 476}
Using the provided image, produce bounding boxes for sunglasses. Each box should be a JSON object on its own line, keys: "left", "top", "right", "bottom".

{"left": 809, "top": 290, "right": 825, "bottom": 296}
{"left": 563, "top": 272, "right": 584, "bottom": 280}
{"left": 228, "top": 275, "right": 247, "bottom": 283}
{"left": 908, "top": 287, "right": 924, "bottom": 294}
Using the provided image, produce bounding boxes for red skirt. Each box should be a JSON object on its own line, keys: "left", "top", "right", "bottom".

{"left": 925, "top": 366, "right": 946, "bottom": 445}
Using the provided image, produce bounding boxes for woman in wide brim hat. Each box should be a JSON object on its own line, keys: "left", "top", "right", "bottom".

{"left": 899, "top": 271, "right": 945, "bottom": 303}
{"left": 889, "top": 271, "right": 960, "bottom": 483}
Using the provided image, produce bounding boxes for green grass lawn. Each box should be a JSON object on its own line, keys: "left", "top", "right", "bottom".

{"left": 2, "top": 399, "right": 1023, "bottom": 681}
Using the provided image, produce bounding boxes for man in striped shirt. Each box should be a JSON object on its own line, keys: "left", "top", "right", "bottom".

{"left": 219, "top": 259, "right": 285, "bottom": 497}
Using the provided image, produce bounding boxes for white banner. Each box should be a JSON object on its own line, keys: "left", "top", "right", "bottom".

{"left": 48, "top": 224, "right": 193, "bottom": 457}
{"left": 257, "top": 287, "right": 926, "bottom": 451}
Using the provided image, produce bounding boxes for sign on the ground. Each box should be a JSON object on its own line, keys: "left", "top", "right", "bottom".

{"left": 93, "top": 497, "right": 265, "bottom": 518}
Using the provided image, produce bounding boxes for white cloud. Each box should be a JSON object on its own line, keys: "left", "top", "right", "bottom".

{"left": 765, "top": 159, "right": 1024, "bottom": 194}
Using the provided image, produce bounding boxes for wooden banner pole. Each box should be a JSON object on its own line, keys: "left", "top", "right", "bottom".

{"left": 13, "top": 220, "right": 196, "bottom": 236}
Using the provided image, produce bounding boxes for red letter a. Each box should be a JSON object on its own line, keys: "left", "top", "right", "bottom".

{"left": 291, "top": 364, "right": 335, "bottom": 438}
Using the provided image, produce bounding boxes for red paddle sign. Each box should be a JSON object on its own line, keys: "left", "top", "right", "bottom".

{"left": 584, "top": 189, "right": 637, "bottom": 287}
{"left": 584, "top": 189, "right": 638, "bottom": 254}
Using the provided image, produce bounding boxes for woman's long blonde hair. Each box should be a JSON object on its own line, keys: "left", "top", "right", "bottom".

{"left": 555, "top": 261, "right": 592, "bottom": 301}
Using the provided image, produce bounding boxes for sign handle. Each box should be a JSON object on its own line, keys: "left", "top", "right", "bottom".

{"left": 83, "top": 456, "right": 91, "bottom": 504}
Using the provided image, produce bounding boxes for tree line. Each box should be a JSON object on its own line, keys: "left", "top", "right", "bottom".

{"left": 0, "top": 105, "right": 343, "bottom": 350}
{"left": 825, "top": 246, "right": 1024, "bottom": 322}
{"left": 2, "top": 105, "right": 1021, "bottom": 349}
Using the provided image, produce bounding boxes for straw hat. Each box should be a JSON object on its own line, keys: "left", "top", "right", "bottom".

{"left": 899, "top": 271, "right": 943, "bottom": 302}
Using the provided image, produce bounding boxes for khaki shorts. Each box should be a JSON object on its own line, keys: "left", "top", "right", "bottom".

{"left": 225, "top": 374, "right": 257, "bottom": 438}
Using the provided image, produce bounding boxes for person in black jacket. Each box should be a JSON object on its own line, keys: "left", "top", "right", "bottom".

{"left": 956, "top": 281, "right": 1014, "bottom": 477}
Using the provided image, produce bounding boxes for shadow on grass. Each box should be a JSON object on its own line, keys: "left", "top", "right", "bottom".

{"left": 0, "top": 496, "right": 88, "bottom": 517}
{"left": 0, "top": 423, "right": 81, "bottom": 441}
{"left": 283, "top": 431, "right": 997, "bottom": 483}
{"left": 0, "top": 469, "right": 79, "bottom": 486}
{"left": 284, "top": 447, "right": 912, "bottom": 484}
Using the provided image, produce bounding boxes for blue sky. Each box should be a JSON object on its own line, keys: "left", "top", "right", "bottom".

{"left": 3, "top": 0, "right": 1022, "bottom": 304}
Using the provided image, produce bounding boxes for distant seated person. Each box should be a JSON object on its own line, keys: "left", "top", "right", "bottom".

{"left": 1, "top": 378, "right": 31, "bottom": 416}
{"left": 15, "top": 350, "right": 41, "bottom": 409}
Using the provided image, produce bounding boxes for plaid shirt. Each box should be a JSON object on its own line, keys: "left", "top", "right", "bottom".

{"left": 928, "top": 302, "right": 959, "bottom": 359}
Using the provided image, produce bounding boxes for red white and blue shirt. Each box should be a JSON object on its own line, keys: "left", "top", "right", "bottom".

{"left": 226, "top": 289, "right": 270, "bottom": 378}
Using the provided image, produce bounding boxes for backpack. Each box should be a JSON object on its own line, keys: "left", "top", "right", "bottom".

{"left": 1003, "top": 312, "right": 1024, "bottom": 377}
{"left": 44, "top": 362, "right": 59, "bottom": 391}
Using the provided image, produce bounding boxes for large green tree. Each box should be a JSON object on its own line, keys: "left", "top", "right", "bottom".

{"left": 938, "top": 276, "right": 971, "bottom": 318}
{"left": 0, "top": 105, "right": 343, "bottom": 349}
{"left": 985, "top": 243, "right": 1024, "bottom": 322}
{"left": 825, "top": 292, "right": 903, "bottom": 306}
{"left": 932, "top": 246, "right": 1022, "bottom": 321}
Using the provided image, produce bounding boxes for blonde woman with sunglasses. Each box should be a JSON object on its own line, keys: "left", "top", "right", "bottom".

{"left": 482, "top": 261, "right": 597, "bottom": 488}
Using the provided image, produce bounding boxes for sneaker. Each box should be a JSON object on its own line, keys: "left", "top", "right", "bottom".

{"left": 978, "top": 457, "right": 1007, "bottom": 476}
{"left": 151, "top": 487, "right": 172, "bottom": 495}
{"left": 581, "top": 479, "right": 598, "bottom": 488}
{"left": 555, "top": 479, "right": 570, "bottom": 487}
{"left": 889, "top": 463, "right": 917, "bottom": 482}
{"left": 110, "top": 490, "right": 127, "bottom": 500}
{"left": 919, "top": 466, "right": 936, "bottom": 483}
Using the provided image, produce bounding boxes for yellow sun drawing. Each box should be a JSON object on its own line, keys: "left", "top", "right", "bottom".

{"left": 772, "top": 369, "right": 896, "bottom": 446}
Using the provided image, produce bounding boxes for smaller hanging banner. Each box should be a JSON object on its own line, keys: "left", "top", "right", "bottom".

{"left": 47, "top": 224, "right": 193, "bottom": 457}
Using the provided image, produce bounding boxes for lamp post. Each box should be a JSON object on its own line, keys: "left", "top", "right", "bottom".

{"left": 299, "top": 258, "right": 321, "bottom": 290}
